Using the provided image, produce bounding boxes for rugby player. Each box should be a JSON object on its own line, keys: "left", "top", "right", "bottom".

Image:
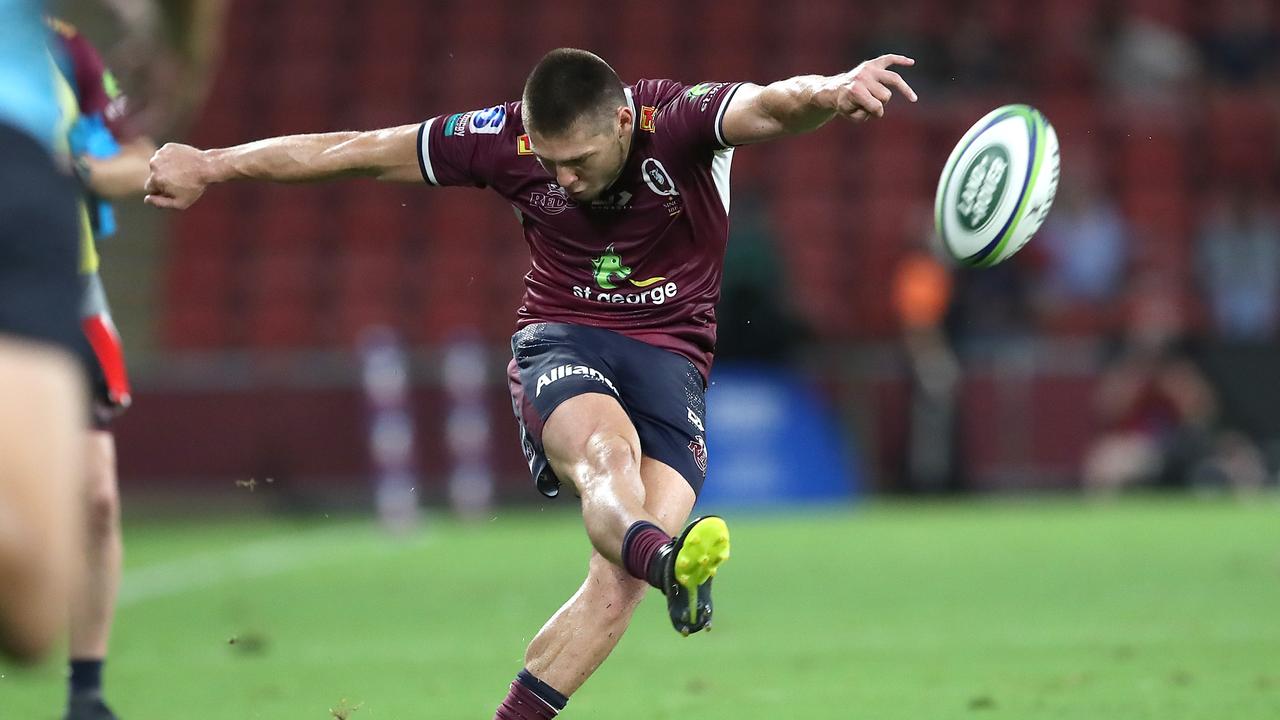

{"left": 145, "top": 48, "right": 916, "bottom": 717}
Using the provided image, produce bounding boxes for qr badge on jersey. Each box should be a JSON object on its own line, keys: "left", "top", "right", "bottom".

{"left": 641, "top": 158, "right": 678, "bottom": 197}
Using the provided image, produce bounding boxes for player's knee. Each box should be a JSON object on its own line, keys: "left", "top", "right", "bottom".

{"left": 583, "top": 430, "right": 639, "bottom": 476}
{"left": 83, "top": 480, "right": 120, "bottom": 540}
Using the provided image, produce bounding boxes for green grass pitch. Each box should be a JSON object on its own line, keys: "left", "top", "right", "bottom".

{"left": 4, "top": 497, "right": 1279, "bottom": 719}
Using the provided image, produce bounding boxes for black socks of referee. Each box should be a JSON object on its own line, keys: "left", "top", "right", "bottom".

{"left": 494, "top": 668, "right": 568, "bottom": 719}
{"left": 68, "top": 658, "right": 104, "bottom": 698}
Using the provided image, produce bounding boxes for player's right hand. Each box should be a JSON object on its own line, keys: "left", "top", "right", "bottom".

{"left": 144, "top": 143, "right": 208, "bottom": 210}
{"left": 832, "top": 54, "right": 917, "bottom": 123}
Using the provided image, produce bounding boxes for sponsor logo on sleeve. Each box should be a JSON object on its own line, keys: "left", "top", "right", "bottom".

{"left": 686, "top": 82, "right": 726, "bottom": 111}
{"left": 640, "top": 106, "right": 657, "bottom": 132}
{"left": 444, "top": 112, "right": 472, "bottom": 137}
{"left": 686, "top": 83, "right": 716, "bottom": 99}
{"left": 470, "top": 105, "right": 507, "bottom": 134}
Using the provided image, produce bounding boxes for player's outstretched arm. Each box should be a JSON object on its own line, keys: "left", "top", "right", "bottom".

{"left": 144, "top": 124, "right": 422, "bottom": 209}
{"left": 720, "top": 54, "right": 917, "bottom": 146}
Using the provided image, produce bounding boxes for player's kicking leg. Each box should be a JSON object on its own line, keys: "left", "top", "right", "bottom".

{"left": 494, "top": 324, "right": 730, "bottom": 718}
{"left": 494, "top": 396, "right": 728, "bottom": 718}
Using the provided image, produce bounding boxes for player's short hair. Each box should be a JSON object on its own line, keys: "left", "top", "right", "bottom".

{"left": 522, "top": 49, "right": 626, "bottom": 137}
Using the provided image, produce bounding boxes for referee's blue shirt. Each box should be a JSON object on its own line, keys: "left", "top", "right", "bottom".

{"left": 0, "top": 0, "right": 59, "bottom": 149}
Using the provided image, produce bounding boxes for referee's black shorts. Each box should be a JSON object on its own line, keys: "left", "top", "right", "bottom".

{"left": 0, "top": 122, "right": 81, "bottom": 352}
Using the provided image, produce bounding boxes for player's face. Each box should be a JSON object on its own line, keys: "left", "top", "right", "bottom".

{"left": 530, "top": 107, "right": 633, "bottom": 202}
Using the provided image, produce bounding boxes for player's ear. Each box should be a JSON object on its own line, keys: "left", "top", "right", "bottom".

{"left": 616, "top": 105, "right": 633, "bottom": 137}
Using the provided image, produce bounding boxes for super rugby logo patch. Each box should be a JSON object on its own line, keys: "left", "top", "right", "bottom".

{"left": 470, "top": 105, "right": 506, "bottom": 134}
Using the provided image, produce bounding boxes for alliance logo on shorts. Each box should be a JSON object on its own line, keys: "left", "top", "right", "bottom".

{"left": 688, "top": 435, "right": 708, "bottom": 476}
{"left": 535, "top": 364, "right": 619, "bottom": 397}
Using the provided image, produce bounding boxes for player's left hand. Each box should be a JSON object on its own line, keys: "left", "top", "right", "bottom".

{"left": 828, "top": 54, "right": 918, "bottom": 123}
{"left": 144, "top": 143, "right": 209, "bottom": 210}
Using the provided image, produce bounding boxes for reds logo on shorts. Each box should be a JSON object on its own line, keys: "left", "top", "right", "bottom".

{"left": 688, "top": 435, "right": 708, "bottom": 476}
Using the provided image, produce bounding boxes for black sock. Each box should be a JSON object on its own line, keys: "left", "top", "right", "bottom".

{"left": 69, "top": 658, "right": 103, "bottom": 696}
{"left": 516, "top": 668, "right": 568, "bottom": 712}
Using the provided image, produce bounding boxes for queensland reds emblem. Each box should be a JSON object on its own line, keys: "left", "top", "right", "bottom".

{"left": 688, "top": 435, "right": 708, "bottom": 476}
{"left": 530, "top": 183, "right": 578, "bottom": 215}
{"left": 641, "top": 157, "right": 679, "bottom": 197}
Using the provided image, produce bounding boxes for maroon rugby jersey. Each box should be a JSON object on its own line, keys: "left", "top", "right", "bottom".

{"left": 416, "top": 79, "right": 743, "bottom": 379}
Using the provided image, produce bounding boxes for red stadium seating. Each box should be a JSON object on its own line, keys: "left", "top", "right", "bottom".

{"left": 161, "top": 0, "right": 1280, "bottom": 350}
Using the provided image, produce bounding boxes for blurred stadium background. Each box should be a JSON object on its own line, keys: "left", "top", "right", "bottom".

{"left": 8, "top": 0, "right": 1280, "bottom": 718}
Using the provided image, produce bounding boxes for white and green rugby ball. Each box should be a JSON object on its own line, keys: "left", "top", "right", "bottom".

{"left": 935, "top": 104, "right": 1060, "bottom": 267}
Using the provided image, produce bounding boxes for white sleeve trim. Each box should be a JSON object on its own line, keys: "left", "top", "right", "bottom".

{"left": 418, "top": 117, "right": 439, "bottom": 186}
{"left": 713, "top": 83, "right": 743, "bottom": 149}
{"left": 711, "top": 147, "right": 734, "bottom": 214}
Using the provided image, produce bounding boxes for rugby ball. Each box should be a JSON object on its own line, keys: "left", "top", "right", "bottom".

{"left": 934, "top": 104, "right": 1059, "bottom": 267}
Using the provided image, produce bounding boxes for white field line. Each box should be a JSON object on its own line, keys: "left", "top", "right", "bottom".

{"left": 118, "top": 524, "right": 414, "bottom": 608}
